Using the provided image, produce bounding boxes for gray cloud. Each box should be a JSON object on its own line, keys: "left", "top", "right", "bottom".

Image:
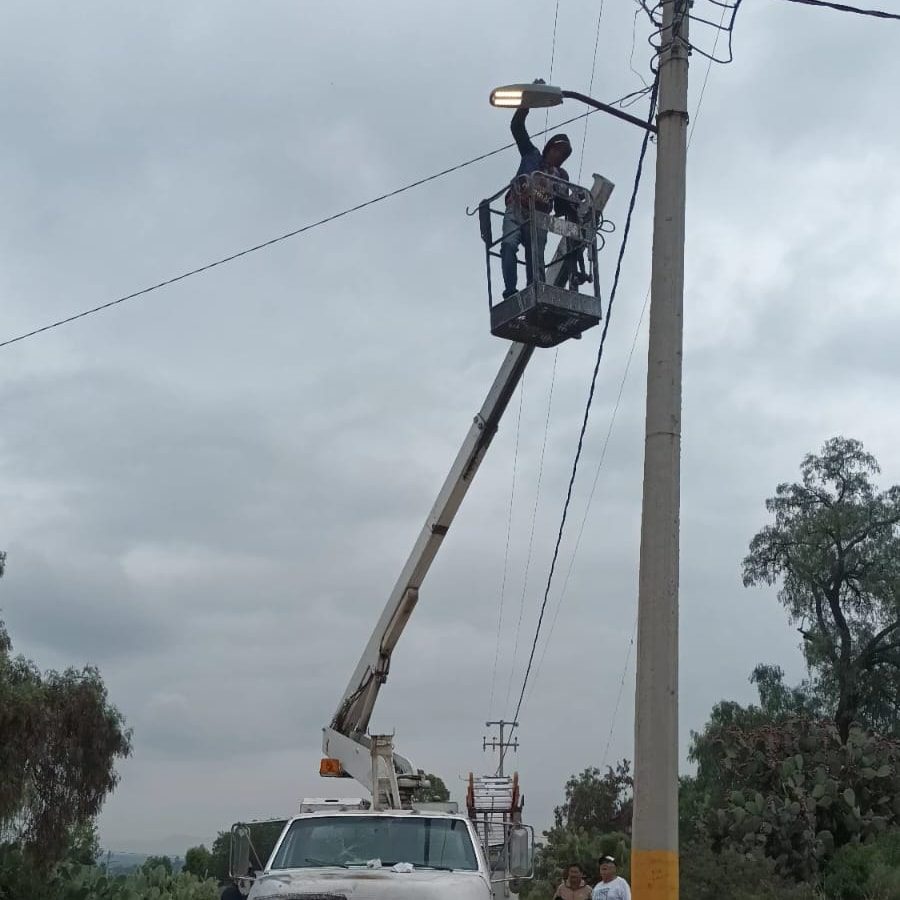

{"left": 1, "top": 0, "right": 898, "bottom": 853}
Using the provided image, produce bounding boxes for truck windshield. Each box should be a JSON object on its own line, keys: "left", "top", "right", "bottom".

{"left": 269, "top": 815, "right": 479, "bottom": 871}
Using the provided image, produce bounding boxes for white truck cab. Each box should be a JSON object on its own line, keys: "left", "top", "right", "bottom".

{"left": 239, "top": 808, "right": 501, "bottom": 900}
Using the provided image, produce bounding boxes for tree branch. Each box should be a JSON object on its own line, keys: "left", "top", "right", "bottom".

{"left": 865, "top": 620, "right": 900, "bottom": 653}
{"left": 843, "top": 511, "right": 900, "bottom": 556}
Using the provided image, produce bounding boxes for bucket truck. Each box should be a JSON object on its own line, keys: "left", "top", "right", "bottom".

{"left": 231, "top": 171, "right": 613, "bottom": 900}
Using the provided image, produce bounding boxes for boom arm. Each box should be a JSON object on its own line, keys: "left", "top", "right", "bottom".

{"left": 324, "top": 342, "right": 531, "bottom": 736}
{"left": 322, "top": 174, "right": 614, "bottom": 806}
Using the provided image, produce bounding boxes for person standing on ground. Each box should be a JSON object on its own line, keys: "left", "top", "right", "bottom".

{"left": 554, "top": 862, "right": 592, "bottom": 900}
{"left": 591, "top": 855, "right": 631, "bottom": 900}
{"left": 500, "top": 80, "right": 572, "bottom": 298}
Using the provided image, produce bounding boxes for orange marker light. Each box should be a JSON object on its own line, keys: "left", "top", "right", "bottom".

{"left": 319, "top": 758, "right": 344, "bottom": 777}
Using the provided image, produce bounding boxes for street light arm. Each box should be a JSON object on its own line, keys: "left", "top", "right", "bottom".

{"left": 561, "top": 90, "right": 658, "bottom": 135}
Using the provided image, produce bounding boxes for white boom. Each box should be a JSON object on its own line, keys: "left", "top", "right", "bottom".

{"left": 321, "top": 174, "right": 614, "bottom": 809}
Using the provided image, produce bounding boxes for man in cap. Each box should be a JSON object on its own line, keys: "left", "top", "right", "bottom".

{"left": 591, "top": 855, "right": 631, "bottom": 900}
{"left": 553, "top": 862, "right": 592, "bottom": 900}
{"left": 500, "top": 80, "right": 573, "bottom": 298}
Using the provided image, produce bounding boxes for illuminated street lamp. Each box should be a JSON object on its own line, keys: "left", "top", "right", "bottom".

{"left": 490, "top": 81, "right": 656, "bottom": 134}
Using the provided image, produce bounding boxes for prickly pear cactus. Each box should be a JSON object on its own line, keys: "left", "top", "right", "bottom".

{"left": 704, "top": 718, "right": 900, "bottom": 879}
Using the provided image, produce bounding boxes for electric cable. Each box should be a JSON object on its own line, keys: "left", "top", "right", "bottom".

{"left": 487, "top": 377, "right": 525, "bottom": 721}
{"left": 533, "top": 0, "right": 730, "bottom": 691}
{"left": 577, "top": 0, "right": 607, "bottom": 184}
{"left": 501, "top": 79, "right": 659, "bottom": 758}
{"left": 502, "top": 350, "right": 559, "bottom": 716}
{"left": 778, "top": 0, "right": 900, "bottom": 19}
{"left": 529, "top": 283, "right": 650, "bottom": 690}
{"left": 533, "top": 2, "right": 729, "bottom": 764}
{"left": 0, "top": 101, "right": 641, "bottom": 352}
{"left": 545, "top": 0, "right": 562, "bottom": 136}
{"left": 598, "top": 613, "right": 638, "bottom": 769}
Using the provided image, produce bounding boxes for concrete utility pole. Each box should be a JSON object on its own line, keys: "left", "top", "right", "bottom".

{"left": 631, "top": 2, "right": 689, "bottom": 899}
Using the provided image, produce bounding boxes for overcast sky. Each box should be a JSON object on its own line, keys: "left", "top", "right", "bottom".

{"left": 2, "top": 0, "right": 899, "bottom": 855}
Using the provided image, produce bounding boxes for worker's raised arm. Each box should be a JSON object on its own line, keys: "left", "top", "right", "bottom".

{"left": 510, "top": 108, "right": 538, "bottom": 158}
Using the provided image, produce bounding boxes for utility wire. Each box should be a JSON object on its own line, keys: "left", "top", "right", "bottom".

{"left": 529, "top": 283, "right": 650, "bottom": 691}
{"left": 577, "top": 0, "right": 607, "bottom": 184}
{"left": 503, "top": 79, "right": 659, "bottom": 749}
{"left": 487, "top": 377, "right": 525, "bottom": 720}
{"left": 778, "top": 0, "right": 900, "bottom": 19}
{"left": 545, "top": 0, "right": 562, "bottom": 134}
{"left": 535, "top": 0, "right": 729, "bottom": 760}
{"left": 588, "top": 0, "right": 732, "bottom": 769}
{"left": 599, "top": 613, "right": 638, "bottom": 768}
{"left": 502, "top": 351, "right": 558, "bottom": 715}
{"left": 0, "top": 104, "right": 632, "bottom": 352}
{"left": 494, "top": 0, "right": 563, "bottom": 726}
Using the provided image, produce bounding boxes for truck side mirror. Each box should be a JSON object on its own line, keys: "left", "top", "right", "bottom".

{"left": 508, "top": 825, "right": 534, "bottom": 878}
{"left": 230, "top": 824, "right": 252, "bottom": 879}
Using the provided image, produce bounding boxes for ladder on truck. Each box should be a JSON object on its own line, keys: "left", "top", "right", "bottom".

{"left": 468, "top": 774, "right": 523, "bottom": 896}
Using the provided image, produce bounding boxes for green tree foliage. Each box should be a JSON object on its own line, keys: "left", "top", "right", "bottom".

{"left": 517, "top": 763, "right": 633, "bottom": 899}
{"left": 553, "top": 761, "right": 633, "bottom": 834}
{"left": 65, "top": 823, "right": 100, "bottom": 867}
{"left": 519, "top": 830, "right": 629, "bottom": 900}
{"left": 142, "top": 855, "right": 174, "bottom": 875}
{"left": 743, "top": 437, "right": 900, "bottom": 740}
{"left": 202, "top": 819, "right": 287, "bottom": 884}
{"left": 207, "top": 832, "right": 231, "bottom": 882}
{"left": 181, "top": 845, "right": 213, "bottom": 880}
{"left": 0, "top": 844, "right": 217, "bottom": 900}
{"left": 0, "top": 619, "right": 132, "bottom": 864}
{"left": 411, "top": 773, "right": 451, "bottom": 803}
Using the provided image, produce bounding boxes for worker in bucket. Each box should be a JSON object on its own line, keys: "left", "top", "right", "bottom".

{"left": 500, "top": 79, "right": 572, "bottom": 299}
{"left": 554, "top": 862, "right": 592, "bottom": 900}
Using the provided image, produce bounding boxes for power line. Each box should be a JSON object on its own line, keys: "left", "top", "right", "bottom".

{"left": 529, "top": 283, "right": 650, "bottom": 691}
{"left": 778, "top": 0, "right": 900, "bottom": 19}
{"left": 599, "top": 614, "right": 638, "bottom": 769}
{"left": 532, "top": 0, "right": 729, "bottom": 750}
{"left": 487, "top": 377, "right": 525, "bottom": 720}
{"left": 502, "top": 351, "right": 558, "bottom": 715}
{"left": 545, "top": 0, "right": 562, "bottom": 134}
{"left": 506, "top": 79, "right": 659, "bottom": 732}
{"left": 494, "top": 0, "right": 564, "bottom": 724}
{"left": 0, "top": 102, "right": 641, "bottom": 352}
{"left": 577, "top": 0, "right": 607, "bottom": 184}
{"left": 587, "top": 2, "right": 731, "bottom": 766}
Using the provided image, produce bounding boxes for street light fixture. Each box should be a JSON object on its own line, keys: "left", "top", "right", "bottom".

{"left": 489, "top": 82, "right": 656, "bottom": 134}
{"left": 489, "top": 83, "right": 564, "bottom": 109}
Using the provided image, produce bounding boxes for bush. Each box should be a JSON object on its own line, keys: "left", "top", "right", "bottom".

{"left": 0, "top": 846, "right": 218, "bottom": 900}
{"left": 680, "top": 841, "right": 819, "bottom": 900}
{"left": 823, "top": 831, "right": 900, "bottom": 900}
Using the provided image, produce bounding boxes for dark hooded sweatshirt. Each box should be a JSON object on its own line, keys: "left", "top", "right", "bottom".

{"left": 506, "top": 108, "right": 570, "bottom": 212}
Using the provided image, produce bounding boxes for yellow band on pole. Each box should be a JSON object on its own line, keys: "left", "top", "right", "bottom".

{"left": 630, "top": 850, "right": 679, "bottom": 900}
